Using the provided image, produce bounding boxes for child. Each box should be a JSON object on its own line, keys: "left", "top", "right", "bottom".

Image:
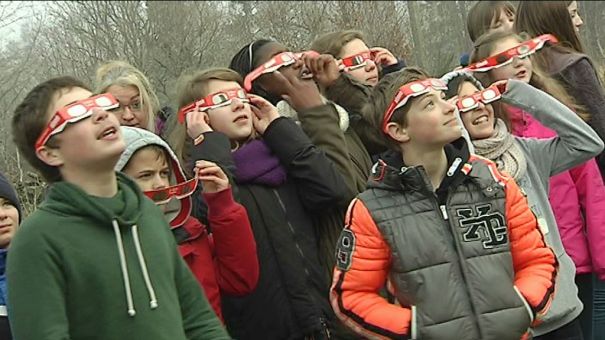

{"left": 469, "top": 30, "right": 605, "bottom": 339}
{"left": 459, "top": 1, "right": 515, "bottom": 68}
{"left": 115, "top": 126, "right": 259, "bottom": 322}
{"left": 310, "top": 30, "right": 406, "bottom": 87}
{"left": 0, "top": 171, "right": 20, "bottom": 340}
{"left": 444, "top": 70, "right": 603, "bottom": 338}
{"left": 516, "top": 1, "right": 605, "bottom": 180}
{"left": 95, "top": 60, "right": 160, "bottom": 132}
{"left": 229, "top": 41, "right": 372, "bottom": 278}
{"left": 8, "top": 76, "right": 229, "bottom": 339}
{"left": 168, "top": 68, "right": 346, "bottom": 339}
{"left": 331, "top": 67, "right": 557, "bottom": 340}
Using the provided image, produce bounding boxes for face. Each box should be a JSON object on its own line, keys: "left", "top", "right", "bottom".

{"left": 489, "top": 9, "right": 515, "bottom": 35}
{"left": 488, "top": 37, "right": 533, "bottom": 83}
{"left": 391, "top": 88, "right": 461, "bottom": 149}
{"left": 568, "top": 1, "right": 583, "bottom": 33}
{"left": 254, "top": 42, "right": 312, "bottom": 96}
{"left": 204, "top": 80, "right": 254, "bottom": 141}
{"left": 339, "top": 39, "right": 379, "bottom": 86}
{"left": 106, "top": 85, "right": 149, "bottom": 129}
{"left": 457, "top": 82, "right": 496, "bottom": 140}
{"left": 40, "top": 87, "right": 125, "bottom": 170}
{"left": 123, "top": 148, "right": 170, "bottom": 192}
{"left": 0, "top": 198, "right": 19, "bottom": 248}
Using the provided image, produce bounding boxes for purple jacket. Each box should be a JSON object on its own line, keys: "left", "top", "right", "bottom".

{"left": 509, "top": 106, "right": 605, "bottom": 280}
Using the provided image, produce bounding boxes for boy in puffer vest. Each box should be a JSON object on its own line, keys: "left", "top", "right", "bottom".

{"left": 115, "top": 126, "right": 259, "bottom": 322}
{"left": 8, "top": 77, "right": 230, "bottom": 339}
{"left": 330, "top": 67, "right": 558, "bottom": 340}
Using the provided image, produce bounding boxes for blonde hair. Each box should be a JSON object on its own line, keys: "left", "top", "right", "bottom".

{"left": 95, "top": 60, "right": 160, "bottom": 132}
{"left": 168, "top": 68, "right": 248, "bottom": 168}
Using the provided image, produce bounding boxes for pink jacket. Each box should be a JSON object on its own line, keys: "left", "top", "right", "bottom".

{"left": 509, "top": 106, "right": 605, "bottom": 280}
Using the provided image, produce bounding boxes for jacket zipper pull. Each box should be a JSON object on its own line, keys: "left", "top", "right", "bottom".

{"left": 440, "top": 205, "right": 448, "bottom": 220}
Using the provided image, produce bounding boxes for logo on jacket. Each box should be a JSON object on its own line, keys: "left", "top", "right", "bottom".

{"left": 335, "top": 229, "right": 356, "bottom": 271}
{"left": 457, "top": 204, "right": 507, "bottom": 249}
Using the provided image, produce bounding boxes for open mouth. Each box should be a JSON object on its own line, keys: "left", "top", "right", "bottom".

{"left": 472, "top": 115, "right": 489, "bottom": 125}
{"left": 98, "top": 126, "right": 117, "bottom": 139}
{"left": 233, "top": 115, "right": 249, "bottom": 123}
{"left": 515, "top": 70, "right": 527, "bottom": 79}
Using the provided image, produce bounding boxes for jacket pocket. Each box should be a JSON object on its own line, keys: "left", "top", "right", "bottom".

{"left": 513, "top": 285, "right": 535, "bottom": 324}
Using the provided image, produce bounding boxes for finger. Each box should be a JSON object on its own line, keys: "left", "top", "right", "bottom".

{"left": 270, "top": 70, "right": 295, "bottom": 92}
{"left": 197, "top": 165, "right": 222, "bottom": 176}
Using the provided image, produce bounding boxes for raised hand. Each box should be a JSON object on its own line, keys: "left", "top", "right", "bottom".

{"left": 194, "top": 160, "right": 229, "bottom": 194}
{"left": 303, "top": 53, "right": 341, "bottom": 90}
{"left": 249, "top": 94, "right": 280, "bottom": 135}
{"left": 185, "top": 107, "right": 213, "bottom": 141}
{"left": 271, "top": 62, "right": 323, "bottom": 111}
{"left": 370, "top": 47, "right": 398, "bottom": 67}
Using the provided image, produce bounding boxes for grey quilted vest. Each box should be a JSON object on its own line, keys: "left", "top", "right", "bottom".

{"left": 358, "top": 158, "right": 534, "bottom": 340}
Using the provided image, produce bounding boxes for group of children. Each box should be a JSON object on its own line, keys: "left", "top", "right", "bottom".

{"left": 1, "top": 1, "right": 604, "bottom": 339}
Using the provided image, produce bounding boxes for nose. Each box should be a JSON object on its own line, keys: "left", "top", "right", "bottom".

{"left": 152, "top": 174, "right": 167, "bottom": 190}
{"left": 365, "top": 59, "right": 377, "bottom": 72}
{"left": 231, "top": 98, "right": 245, "bottom": 112}
{"left": 577, "top": 16, "right": 584, "bottom": 28}
{"left": 443, "top": 98, "right": 457, "bottom": 114}
{"left": 91, "top": 107, "right": 109, "bottom": 123}
{"left": 120, "top": 106, "right": 135, "bottom": 121}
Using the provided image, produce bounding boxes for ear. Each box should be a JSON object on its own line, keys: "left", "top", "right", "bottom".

{"left": 385, "top": 122, "right": 410, "bottom": 143}
{"left": 36, "top": 145, "right": 64, "bottom": 167}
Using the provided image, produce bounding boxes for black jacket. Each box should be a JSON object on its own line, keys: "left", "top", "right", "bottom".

{"left": 190, "top": 117, "right": 347, "bottom": 340}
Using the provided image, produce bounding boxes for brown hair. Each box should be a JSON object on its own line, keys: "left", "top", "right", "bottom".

{"left": 311, "top": 30, "right": 367, "bottom": 58}
{"left": 123, "top": 144, "right": 170, "bottom": 174}
{"left": 364, "top": 67, "right": 430, "bottom": 150}
{"left": 167, "top": 68, "right": 244, "bottom": 166}
{"left": 12, "top": 77, "right": 90, "bottom": 183}
{"left": 467, "top": 1, "right": 516, "bottom": 42}
{"left": 470, "top": 30, "right": 589, "bottom": 121}
{"left": 515, "top": 1, "right": 584, "bottom": 54}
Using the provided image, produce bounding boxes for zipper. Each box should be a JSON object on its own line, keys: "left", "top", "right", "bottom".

{"left": 273, "top": 189, "right": 311, "bottom": 278}
{"left": 274, "top": 189, "right": 329, "bottom": 337}
{"left": 432, "top": 192, "right": 483, "bottom": 338}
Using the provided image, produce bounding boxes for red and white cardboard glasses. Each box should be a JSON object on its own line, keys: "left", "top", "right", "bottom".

{"left": 464, "top": 34, "right": 558, "bottom": 73}
{"left": 178, "top": 88, "right": 249, "bottom": 124}
{"left": 382, "top": 78, "right": 448, "bottom": 133}
{"left": 143, "top": 177, "right": 198, "bottom": 205}
{"left": 35, "top": 93, "right": 119, "bottom": 151}
{"left": 243, "top": 50, "right": 320, "bottom": 91}
{"left": 339, "top": 51, "right": 376, "bottom": 71}
{"left": 456, "top": 84, "right": 502, "bottom": 112}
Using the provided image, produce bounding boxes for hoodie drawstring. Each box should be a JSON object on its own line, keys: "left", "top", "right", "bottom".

{"left": 131, "top": 224, "right": 158, "bottom": 309}
{"left": 112, "top": 220, "right": 159, "bottom": 317}
{"left": 112, "top": 220, "right": 136, "bottom": 316}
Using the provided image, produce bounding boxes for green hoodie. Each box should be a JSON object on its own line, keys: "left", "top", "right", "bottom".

{"left": 7, "top": 172, "right": 230, "bottom": 340}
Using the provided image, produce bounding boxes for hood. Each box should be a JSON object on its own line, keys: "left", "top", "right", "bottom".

{"left": 41, "top": 172, "right": 143, "bottom": 227}
{"left": 369, "top": 137, "right": 471, "bottom": 199}
{"left": 115, "top": 126, "right": 192, "bottom": 228}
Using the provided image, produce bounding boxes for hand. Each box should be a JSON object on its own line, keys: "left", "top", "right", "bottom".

{"left": 370, "top": 47, "right": 398, "bottom": 66}
{"left": 194, "top": 160, "right": 229, "bottom": 193}
{"left": 491, "top": 79, "right": 509, "bottom": 94}
{"left": 249, "top": 94, "right": 280, "bottom": 135}
{"left": 185, "top": 107, "right": 213, "bottom": 140}
{"left": 272, "top": 65, "right": 323, "bottom": 111}
{"left": 303, "top": 53, "right": 340, "bottom": 89}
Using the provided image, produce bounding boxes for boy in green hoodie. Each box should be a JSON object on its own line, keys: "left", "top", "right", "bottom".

{"left": 8, "top": 76, "right": 230, "bottom": 340}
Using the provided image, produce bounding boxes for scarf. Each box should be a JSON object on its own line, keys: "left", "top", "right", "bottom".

{"left": 472, "top": 119, "right": 527, "bottom": 180}
{"left": 276, "top": 94, "right": 350, "bottom": 132}
{"left": 232, "top": 139, "right": 287, "bottom": 186}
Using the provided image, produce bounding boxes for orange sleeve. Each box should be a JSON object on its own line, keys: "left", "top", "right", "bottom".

{"left": 330, "top": 199, "right": 411, "bottom": 339}
{"left": 505, "top": 177, "right": 557, "bottom": 320}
